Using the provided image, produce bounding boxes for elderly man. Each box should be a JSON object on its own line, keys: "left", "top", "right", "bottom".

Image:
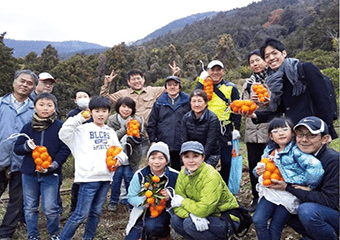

{"left": 0, "top": 70, "right": 37, "bottom": 239}
{"left": 270, "top": 116, "right": 339, "bottom": 240}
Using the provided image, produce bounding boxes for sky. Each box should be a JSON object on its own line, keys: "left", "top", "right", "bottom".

{"left": 1, "top": 0, "right": 258, "bottom": 47}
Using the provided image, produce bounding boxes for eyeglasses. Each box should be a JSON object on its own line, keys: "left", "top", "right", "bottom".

{"left": 295, "top": 131, "right": 319, "bottom": 139}
{"left": 271, "top": 127, "right": 289, "bottom": 134}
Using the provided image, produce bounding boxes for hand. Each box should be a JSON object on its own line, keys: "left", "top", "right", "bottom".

{"left": 232, "top": 130, "right": 240, "bottom": 140}
{"left": 171, "top": 194, "right": 184, "bottom": 208}
{"left": 190, "top": 213, "right": 210, "bottom": 231}
{"left": 269, "top": 179, "right": 287, "bottom": 190}
{"left": 291, "top": 184, "right": 312, "bottom": 191}
{"left": 104, "top": 70, "right": 118, "bottom": 84}
{"left": 81, "top": 110, "right": 91, "bottom": 121}
{"left": 256, "top": 163, "right": 265, "bottom": 176}
{"left": 199, "top": 71, "right": 209, "bottom": 80}
{"left": 169, "top": 61, "right": 181, "bottom": 77}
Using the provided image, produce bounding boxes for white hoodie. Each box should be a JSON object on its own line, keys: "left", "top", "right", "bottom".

{"left": 59, "top": 113, "right": 128, "bottom": 183}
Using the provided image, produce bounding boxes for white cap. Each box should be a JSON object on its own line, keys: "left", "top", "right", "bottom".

{"left": 207, "top": 60, "right": 224, "bottom": 69}
{"left": 39, "top": 72, "right": 56, "bottom": 83}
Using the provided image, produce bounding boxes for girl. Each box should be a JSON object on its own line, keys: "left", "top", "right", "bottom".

{"left": 253, "top": 117, "right": 324, "bottom": 240}
{"left": 14, "top": 93, "right": 71, "bottom": 240}
{"left": 107, "top": 97, "right": 143, "bottom": 211}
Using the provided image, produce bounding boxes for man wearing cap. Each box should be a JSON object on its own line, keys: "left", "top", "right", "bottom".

{"left": 270, "top": 116, "right": 339, "bottom": 240}
{"left": 196, "top": 60, "right": 241, "bottom": 185}
{"left": 0, "top": 70, "right": 37, "bottom": 239}
{"left": 147, "top": 76, "right": 190, "bottom": 171}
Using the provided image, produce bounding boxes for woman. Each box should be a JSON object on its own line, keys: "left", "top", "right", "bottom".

{"left": 181, "top": 89, "right": 220, "bottom": 167}
{"left": 170, "top": 141, "right": 240, "bottom": 240}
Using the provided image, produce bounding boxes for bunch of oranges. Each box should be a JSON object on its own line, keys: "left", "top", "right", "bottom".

{"left": 203, "top": 77, "right": 213, "bottom": 101}
{"left": 251, "top": 84, "right": 269, "bottom": 103}
{"left": 230, "top": 100, "right": 258, "bottom": 115}
{"left": 127, "top": 119, "right": 140, "bottom": 138}
{"left": 261, "top": 157, "right": 284, "bottom": 186}
{"left": 32, "top": 146, "right": 52, "bottom": 171}
{"left": 106, "top": 146, "right": 122, "bottom": 172}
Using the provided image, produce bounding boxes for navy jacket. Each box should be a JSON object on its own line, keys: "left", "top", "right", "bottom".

{"left": 14, "top": 119, "right": 71, "bottom": 176}
{"left": 286, "top": 144, "right": 339, "bottom": 211}
{"left": 254, "top": 62, "right": 337, "bottom": 139}
{"left": 148, "top": 92, "right": 190, "bottom": 151}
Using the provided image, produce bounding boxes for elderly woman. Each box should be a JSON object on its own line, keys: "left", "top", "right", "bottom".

{"left": 170, "top": 141, "right": 240, "bottom": 240}
{"left": 125, "top": 142, "right": 179, "bottom": 240}
{"left": 181, "top": 89, "right": 220, "bottom": 167}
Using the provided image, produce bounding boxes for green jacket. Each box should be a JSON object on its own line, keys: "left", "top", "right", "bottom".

{"left": 174, "top": 162, "right": 239, "bottom": 221}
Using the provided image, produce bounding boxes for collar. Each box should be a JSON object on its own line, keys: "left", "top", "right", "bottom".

{"left": 129, "top": 87, "right": 147, "bottom": 94}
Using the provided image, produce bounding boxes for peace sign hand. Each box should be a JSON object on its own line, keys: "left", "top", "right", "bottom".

{"left": 169, "top": 61, "right": 181, "bottom": 77}
{"left": 104, "top": 70, "right": 118, "bottom": 84}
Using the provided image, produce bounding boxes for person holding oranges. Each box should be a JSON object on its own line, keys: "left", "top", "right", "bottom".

{"left": 125, "top": 142, "right": 178, "bottom": 240}
{"left": 252, "top": 117, "right": 324, "bottom": 240}
{"left": 14, "top": 93, "right": 71, "bottom": 240}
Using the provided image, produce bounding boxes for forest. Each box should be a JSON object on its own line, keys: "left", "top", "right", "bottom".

{"left": 0, "top": 0, "right": 338, "bottom": 118}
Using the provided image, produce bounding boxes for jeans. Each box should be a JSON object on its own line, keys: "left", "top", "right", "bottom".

{"left": 70, "top": 182, "right": 80, "bottom": 214}
{"left": 109, "top": 165, "right": 133, "bottom": 205}
{"left": 60, "top": 181, "right": 110, "bottom": 240}
{"left": 22, "top": 173, "right": 60, "bottom": 238}
{"left": 126, "top": 209, "right": 171, "bottom": 239}
{"left": 171, "top": 213, "right": 228, "bottom": 240}
{"left": 298, "top": 202, "right": 339, "bottom": 240}
{"left": 253, "top": 197, "right": 291, "bottom": 240}
{"left": 0, "top": 170, "right": 24, "bottom": 238}
{"left": 219, "top": 141, "right": 232, "bottom": 185}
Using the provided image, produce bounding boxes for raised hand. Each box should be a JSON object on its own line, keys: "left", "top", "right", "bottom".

{"left": 104, "top": 70, "right": 118, "bottom": 84}
{"left": 169, "top": 61, "right": 181, "bottom": 76}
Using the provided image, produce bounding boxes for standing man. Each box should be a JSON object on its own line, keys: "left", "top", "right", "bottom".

{"left": 196, "top": 60, "right": 241, "bottom": 185}
{"left": 270, "top": 116, "right": 339, "bottom": 240}
{"left": 0, "top": 70, "right": 37, "bottom": 239}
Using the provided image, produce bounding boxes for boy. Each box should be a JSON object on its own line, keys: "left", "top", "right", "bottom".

{"left": 59, "top": 96, "right": 128, "bottom": 240}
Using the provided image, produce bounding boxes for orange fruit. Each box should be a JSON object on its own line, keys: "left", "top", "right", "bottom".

{"left": 271, "top": 173, "right": 280, "bottom": 180}
{"left": 150, "top": 210, "right": 159, "bottom": 218}
{"left": 263, "top": 171, "right": 272, "bottom": 180}
{"left": 40, "top": 152, "right": 49, "bottom": 161}
{"left": 241, "top": 105, "right": 250, "bottom": 113}
{"left": 41, "top": 161, "right": 50, "bottom": 169}
{"left": 147, "top": 197, "right": 155, "bottom": 205}
{"left": 144, "top": 182, "right": 150, "bottom": 188}
{"left": 160, "top": 198, "right": 166, "bottom": 206}
{"left": 244, "top": 100, "right": 253, "bottom": 106}
{"left": 107, "top": 147, "right": 114, "bottom": 157}
{"left": 266, "top": 162, "right": 276, "bottom": 173}
{"left": 263, "top": 179, "right": 272, "bottom": 186}
{"left": 233, "top": 100, "right": 242, "bottom": 108}
{"left": 32, "top": 151, "right": 40, "bottom": 159}
{"left": 155, "top": 204, "right": 164, "bottom": 212}
{"left": 36, "top": 165, "right": 42, "bottom": 171}
{"left": 145, "top": 190, "right": 153, "bottom": 198}
{"left": 249, "top": 104, "right": 257, "bottom": 111}
{"left": 273, "top": 168, "right": 281, "bottom": 175}
{"left": 152, "top": 175, "right": 160, "bottom": 183}
{"left": 107, "top": 160, "right": 115, "bottom": 168}
{"left": 38, "top": 146, "right": 47, "bottom": 153}
{"left": 106, "top": 156, "right": 113, "bottom": 163}
{"left": 261, "top": 158, "right": 269, "bottom": 164}
{"left": 47, "top": 156, "right": 52, "bottom": 163}
{"left": 34, "top": 158, "right": 43, "bottom": 165}
{"left": 111, "top": 147, "right": 122, "bottom": 157}
{"left": 82, "top": 111, "right": 90, "bottom": 118}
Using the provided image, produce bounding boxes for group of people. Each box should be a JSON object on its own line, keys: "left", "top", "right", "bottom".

{"left": 0, "top": 37, "right": 338, "bottom": 240}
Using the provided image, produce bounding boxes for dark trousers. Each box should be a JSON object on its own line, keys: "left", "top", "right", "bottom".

{"left": 0, "top": 170, "right": 24, "bottom": 238}
{"left": 246, "top": 142, "right": 266, "bottom": 200}
{"left": 220, "top": 141, "right": 232, "bottom": 185}
{"left": 169, "top": 150, "right": 181, "bottom": 171}
{"left": 70, "top": 182, "right": 80, "bottom": 214}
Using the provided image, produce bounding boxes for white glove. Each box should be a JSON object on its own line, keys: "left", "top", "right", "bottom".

{"left": 199, "top": 71, "right": 209, "bottom": 80}
{"left": 171, "top": 194, "right": 184, "bottom": 208}
{"left": 232, "top": 130, "right": 240, "bottom": 140}
{"left": 190, "top": 213, "right": 210, "bottom": 231}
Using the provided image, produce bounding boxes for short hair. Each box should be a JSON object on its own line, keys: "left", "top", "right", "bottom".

{"left": 88, "top": 96, "right": 112, "bottom": 111}
{"left": 73, "top": 89, "right": 91, "bottom": 99}
{"left": 14, "top": 70, "right": 38, "bottom": 85}
{"left": 34, "top": 92, "right": 58, "bottom": 107}
{"left": 268, "top": 116, "right": 294, "bottom": 134}
{"left": 260, "top": 38, "right": 286, "bottom": 59}
{"left": 189, "top": 89, "right": 208, "bottom": 103}
{"left": 247, "top": 49, "right": 262, "bottom": 64}
{"left": 127, "top": 69, "right": 144, "bottom": 80}
{"left": 115, "top": 97, "right": 136, "bottom": 116}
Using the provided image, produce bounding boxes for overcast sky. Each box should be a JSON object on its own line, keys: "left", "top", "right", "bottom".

{"left": 1, "top": 0, "right": 258, "bottom": 47}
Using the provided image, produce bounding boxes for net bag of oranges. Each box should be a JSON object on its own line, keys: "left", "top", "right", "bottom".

{"left": 138, "top": 175, "right": 167, "bottom": 218}
{"left": 230, "top": 100, "right": 258, "bottom": 115}
{"left": 251, "top": 84, "right": 270, "bottom": 103}
{"left": 106, "top": 146, "right": 122, "bottom": 172}
{"left": 127, "top": 119, "right": 140, "bottom": 138}
{"left": 32, "top": 145, "right": 52, "bottom": 171}
{"left": 260, "top": 157, "right": 284, "bottom": 186}
{"left": 203, "top": 77, "right": 213, "bottom": 101}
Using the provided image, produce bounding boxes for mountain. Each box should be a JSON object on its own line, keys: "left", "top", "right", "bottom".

{"left": 133, "top": 12, "right": 218, "bottom": 45}
{"left": 3, "top": 39, "right": 109, "bottom": 59}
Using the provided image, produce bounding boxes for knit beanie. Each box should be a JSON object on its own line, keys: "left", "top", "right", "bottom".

{"left": 147, "top": 142, "right": 170, "bottom": 164}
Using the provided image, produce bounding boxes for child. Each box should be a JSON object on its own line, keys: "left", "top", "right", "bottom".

{"left": 252, "top": 117, "right": 324, "bottom": 240}
{"left": 126, "top": 142, "right": 178, "bottom": 240}
{"left": 14, "top": 93, "right": 71, "bottom": 240}
{"left": 107, "top": 97, "right": 143, "bottom": 211}
{"left": 59, "top": 96, "right": 128, "bottom": 240}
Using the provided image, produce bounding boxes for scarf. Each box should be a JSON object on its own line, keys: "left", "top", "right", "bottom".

{"left": 31, "top": 112, "right": 56, "bottom": 132}
{"left": 266, "top": 58, "right": 306, "bottom": 112}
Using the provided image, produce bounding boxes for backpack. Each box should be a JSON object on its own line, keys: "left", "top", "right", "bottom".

{"left": 298, "top": 62, "right": 338, "bottom": 120}
{"left": 220, "top": 202, "right": 253, "bottom": 238}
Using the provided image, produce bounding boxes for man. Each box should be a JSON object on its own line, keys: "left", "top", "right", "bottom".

{"left": 196, "top": 60, "right": 241, "bottom": 185}
{"left": 251, "top": 38, "right": 337, "bottom": 139}
{"left": 0, "top": 70, "right": 37, "bottom": 239}
{"left": 270, "top": 116, "right": 339, "bottom": 240}
{"left": 147, "top": 76, "right": 190, "bottom": 171}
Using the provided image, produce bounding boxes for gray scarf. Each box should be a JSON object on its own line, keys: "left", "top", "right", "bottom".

{"left": 266, "top": 58, "right": 306, "bottom": 111}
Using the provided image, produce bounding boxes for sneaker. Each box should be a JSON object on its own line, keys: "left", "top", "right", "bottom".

{"left": 247, "top": 199, "right": 258, "bottom": 212}
{"left": 108, "top": 203, "right": 117, "bottom": 212}
{"left": 50, "top": 233, "right": 60, "bottom": 240}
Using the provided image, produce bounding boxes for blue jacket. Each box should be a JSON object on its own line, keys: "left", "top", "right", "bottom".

{"left": 0, "top": 93, "right": 35, "bottom": 172}
{"left": 286, "top": 144, "right": 339, "bottom": 211}
{"left": 14, "top": 119, "right": 71, "bottom": 176}
{"left": 261, "top": 140, "right": 324, "bottom": 189}
{"left": 147, "top": 92, "right": 190, "bottom": 151}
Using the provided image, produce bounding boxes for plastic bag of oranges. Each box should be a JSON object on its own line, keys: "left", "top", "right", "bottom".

{"left": 32, "top": 145, "right": 52, "bottom": 171}
{"left": 260, "top": 157, "right": 284, "bottom": 186}
{"left": 203, "top": 77, "right": 213, "bottom": 101}
{"left": 230, "top": 99, "right": 258, "bottom": 115}
{"left": 106, "top": 146, "right": 122, "bottom": 172}
{"left": 251, "top": 84, "right": 270, "bottom": 103}
{"left": 127, "top": 119, "right": 140, "bottom": 138}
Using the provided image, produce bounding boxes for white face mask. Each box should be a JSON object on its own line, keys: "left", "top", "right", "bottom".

{"left": 76, "top": 98, "right": 90, "bottom": 110}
